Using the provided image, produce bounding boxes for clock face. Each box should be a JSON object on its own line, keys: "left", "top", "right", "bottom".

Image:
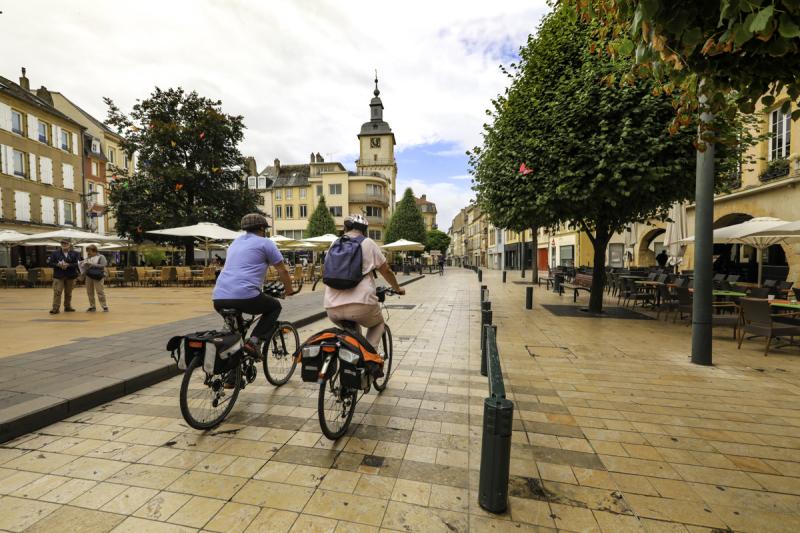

{"left": 370, "top": 137, "right": 381, "bottom": 148}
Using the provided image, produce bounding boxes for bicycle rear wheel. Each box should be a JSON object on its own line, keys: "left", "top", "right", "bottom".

{"left": 318, "top": 363, "right": 356, "bottom": 440}
{"left": 262, "top": 322, "right": 299, "bottom": 386}
{"left": 373, "top": 325, "right": 393, "bottom": 392}
{"left": 179, "top": 356, "right": 241, "bottom": 430}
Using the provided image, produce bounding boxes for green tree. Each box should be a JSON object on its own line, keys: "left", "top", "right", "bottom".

{"left": 425, "top": 229, "right": 451, "bottom": 253}
{"left": 473, "top": 5, "right": 704, "bottom": 313}
{"left": 306, "top": 195, "right": 337, "bottom": 237}
{"left": 105, "top": 87, "right": 260, "bottom": 263}
{"left": 385, "top": 188, "right": 428, "bottom": 245}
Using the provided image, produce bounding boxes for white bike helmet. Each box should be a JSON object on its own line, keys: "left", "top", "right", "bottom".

{"left": 344, "top": 213, "right": 368, "bottom": 232}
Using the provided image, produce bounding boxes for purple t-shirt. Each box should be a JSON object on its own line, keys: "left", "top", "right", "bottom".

{"left": 212, "top": 233, "right": 283, "bottom": 300}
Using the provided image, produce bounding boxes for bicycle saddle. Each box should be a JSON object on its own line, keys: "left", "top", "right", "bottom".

{"left": 219, "top": 308, "right": 241, "bottom": 317}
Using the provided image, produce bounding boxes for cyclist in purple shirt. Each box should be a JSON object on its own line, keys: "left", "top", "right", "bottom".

{"left": 213, "top": 213, "right": 294, "bottom": 357}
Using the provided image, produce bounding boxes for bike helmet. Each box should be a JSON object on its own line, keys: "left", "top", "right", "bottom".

{"left": 344, "top": 213, "right": 368, "bottom": 233}
{"left": 241, "top": 213, "right": 269, "bottom": 231}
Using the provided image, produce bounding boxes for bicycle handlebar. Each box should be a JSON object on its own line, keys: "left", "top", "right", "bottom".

{"left": 376, "top": 286, "right": 400, "bottom": 302}
{"left": 263, "top": 281, "right": 303, "bottom": 299}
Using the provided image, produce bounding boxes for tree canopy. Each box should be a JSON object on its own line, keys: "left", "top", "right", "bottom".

{"left": 385, "top": 188, "right": 427, "bottom": 245}
{"left": 425, "top": 229, "right": 451, "bottom": 254}
{"left": 572, "top": 1, "right": 800, "bottom": 120}
{"left": 306, "top": 195, "right": 337, "bottom": 237}
{"left": 105, "top": 87, "right": 259, "bottom": 262}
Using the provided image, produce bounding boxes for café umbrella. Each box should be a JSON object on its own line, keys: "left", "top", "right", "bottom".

{"left": 147, "top": 222, "right": 242, "bottom": 265}
{"left": 382, "top": 239, "right": 425, "bottom": 252}
{"left": 19, "top": 228, "right": 121, "bottom": 244}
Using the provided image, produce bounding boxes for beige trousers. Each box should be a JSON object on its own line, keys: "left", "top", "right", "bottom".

{"left": 326, "top": 303, "right": 385, "bottom": 348}
{"left": 85, "top": 277, "right": 107, "bottom": 309}
{"left": 52, "top": 278, "right": 75, "bottom": 311}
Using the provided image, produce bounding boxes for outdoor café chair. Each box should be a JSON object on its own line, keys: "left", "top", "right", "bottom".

{"left": 738, "top": 297, "right": 800, "bottom": 356}
{"left": 747, "top": 287, "right": 770, "bottom": 299}
{"left": 655, "top": 284, "right": 679, "bottom": 320}
{"left": 3, "top": 268, "right": 20, "bottom": 288}
{"left": 39, "top": 268, "right": 53, "bottom": 287}
{"left": 726, "top": 274, "right": 740, "bottom": 283}
{"left": 673, "top": 286, "right": 693, "bottom": 324}
{"left": 764, "top": 279, "right": 777, "bottom": 289}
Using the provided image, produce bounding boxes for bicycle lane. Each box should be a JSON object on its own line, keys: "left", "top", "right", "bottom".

{"left": 0, "top": 269, "right": 494, "bottom": 533}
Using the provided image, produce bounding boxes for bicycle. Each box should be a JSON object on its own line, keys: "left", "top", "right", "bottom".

{"left": 308, "top": 286, "right": 397, "bottom": 440}
{"left": 178, "top": 281, "right": 301, "bottom": 430}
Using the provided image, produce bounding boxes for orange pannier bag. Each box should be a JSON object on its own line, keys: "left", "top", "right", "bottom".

{"left": 297, "top": 327, "right": 384, "bottom": 381}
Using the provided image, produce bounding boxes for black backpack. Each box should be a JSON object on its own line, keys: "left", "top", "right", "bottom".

{"left": 322, "top": 235, "right": 365, "bottom": 290}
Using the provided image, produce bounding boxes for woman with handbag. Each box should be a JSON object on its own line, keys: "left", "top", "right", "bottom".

{"left": 80, "top": 245, "right": 109, "bottom": 312}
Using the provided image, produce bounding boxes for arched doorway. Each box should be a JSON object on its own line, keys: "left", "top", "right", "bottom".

{"left": 637, "top": 228, "right": 666, "bottom": 266}
{"left": 712, "top": 212, "right": 787, "bottom": 282}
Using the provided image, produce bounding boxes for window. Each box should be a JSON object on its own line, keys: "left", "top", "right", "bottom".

{"left": 92, "top": 161, "right": 99, "bottom": 177}
{"left": 366, "top": 206, "right": 382, "bottom": 217}
{"left": 285, "top": 205, "right": 294, "bottom": 219}
{"left": 299, "top": 205, "right": 308, "bottom": 218}
{"left": 275, "top": 189, "right": 282, "bottom": 200}
{"left": 108, "top": 148, "right": 115, "bottom": 164}
{"left": 316, "top": 185, "right": 323, "bottom": 197}
{"left": 559, "top": 245, "right": 575, "bottom": 267}
{"left": 257, "top": 176, "right": 266, "bottom": 189}
{"left": 329, "top": 206, "right": 342, "bottom": 217}
{"left": 275, "top": 205, "right": 282, "bottom": 219}
{"left": 329, "top": 183, "right": 342, "bottom": 195}
{"left": 38, "top": 121, "right": 48, "bottom": 143}
{"left": 285, "top": 189, "right": 293, "bottom": 199}
{"left": 368, "top": 230, "right": 382, "bottom": 240}
{"left": 367, "top": 184, "right": 383, "bottom": 196}
{"left": 60, "top": 130, "right": 70, "bottom": 151}
{"left": 11, "top": 110, "right": 23, "bottom": 135}
{"left": 770, "top": 108, "right": 791, "bottom": 160}
{"left": 96, "top": 185, "right": 104, "bottom": 204}
{"left": 123, "top": 154, "right": 129, "bottom": 170}
{"left": 300, "top": 188, "right": 306, "bottom": 199}
{"left": 91, "top": 139, "right": 100, "bottom": 153}
{"left": 64, "top": 201, "right": 74, "bottom": 225}
{"left": 247, "top": 176, "right": 257, "bottom": 189}
{"left": 12, "top": 150, "right": 25, "bottom": 177}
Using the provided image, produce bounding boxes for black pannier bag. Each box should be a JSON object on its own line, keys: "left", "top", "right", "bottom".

{"left": 295, "top": 328, "right": 382, "bottom": 389}
{"left": 168, "top": 330, "right": 242, "bottom": 374}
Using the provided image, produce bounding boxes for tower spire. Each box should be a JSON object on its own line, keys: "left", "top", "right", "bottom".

{"left": 374, "top": 69, "right": 380, "bottom": 97}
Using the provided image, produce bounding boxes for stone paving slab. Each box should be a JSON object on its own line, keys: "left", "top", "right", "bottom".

{"left": 0, "top": 277, "right": 423, "bottom": 443}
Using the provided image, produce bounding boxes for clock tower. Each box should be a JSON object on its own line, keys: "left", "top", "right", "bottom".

{"left": 356, "top": 74, "right": 397, "bottom": 210}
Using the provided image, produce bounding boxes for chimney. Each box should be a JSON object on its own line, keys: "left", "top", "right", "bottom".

{"left": 421, "top": 194, "right": 426, "bottom": 201}
{"left": 244, "top": 156, "right": 257, "bottom": 176}
{"left": 273, "top": 158, "right": 280, "bottom": 175}
{"left": 315, "top": 152, "right": 323, "bottom": 163}
{"left": 36, "top": 86, "right": 53, "bottom": 106}
{"left": 310, "top": 152, "right": 315, "bottom": 163}
{"left": 19, "top": 67, "right": 30, "bottom": 91}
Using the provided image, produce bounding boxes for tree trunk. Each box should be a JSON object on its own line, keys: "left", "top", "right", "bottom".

{"left": 588, "top": 227, "right": 610, "bottom": 314}
{"left": 184, "top": 238, "right": 195, "bottom": 266}
{"left": 530, "top": 225, "right": 539, "bottom": 284}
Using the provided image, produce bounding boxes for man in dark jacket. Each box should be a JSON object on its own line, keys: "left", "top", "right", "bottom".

{"left": 47, "top": 240, "right": 80, "bottom": 314}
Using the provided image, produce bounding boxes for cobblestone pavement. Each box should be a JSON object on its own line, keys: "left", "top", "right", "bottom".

{"left": 2, "top": 269, "right": 800, "bottom": 532}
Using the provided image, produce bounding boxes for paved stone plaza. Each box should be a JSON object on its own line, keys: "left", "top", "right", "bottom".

{"left": 2, "top": 269, "right": 800, "bottom": 532}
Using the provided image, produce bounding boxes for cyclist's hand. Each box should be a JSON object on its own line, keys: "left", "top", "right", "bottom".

{"left": 395, "top": 287, "right": 406, "bottom": 296}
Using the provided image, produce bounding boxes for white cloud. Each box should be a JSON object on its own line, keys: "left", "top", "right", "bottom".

{"left": 1, "top": 0, "right": 547, "bottom": 167}
{"left": 397, "top": 177, "right": 474, "bottom": 232}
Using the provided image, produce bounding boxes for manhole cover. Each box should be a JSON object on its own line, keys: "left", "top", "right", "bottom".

{"left": 526, "top": 345, "right": 575, "bottom": 358}
{"left": 385, "top": 304, "right": 416, "bottom": 310}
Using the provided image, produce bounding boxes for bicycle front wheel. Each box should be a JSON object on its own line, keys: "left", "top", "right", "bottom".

{"left": 179, "top": 356, "right": 241, "bottom": 430}
{"left": 318, "top": 364, "right": 356, "bottom": 440}
{"left": 262, "top": 322, "right": 299, "bottom": 386}
{"left": 373, "top": 325, "right": 393, "bottom": 392}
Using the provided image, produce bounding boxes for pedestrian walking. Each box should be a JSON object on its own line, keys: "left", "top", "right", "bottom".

{"left": 47, "top": 240, "right": 80, "bottom": 314}
{"left": 80, "top": 244, "right": 109, "bottom": 312}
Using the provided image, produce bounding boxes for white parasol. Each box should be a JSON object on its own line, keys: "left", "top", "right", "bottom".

{"left": 147, "top": 222, "right": 243, "bottom": 265}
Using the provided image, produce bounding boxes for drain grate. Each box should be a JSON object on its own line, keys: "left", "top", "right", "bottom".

{"left": 384, "top": 304, "right": 416, "bottom": 310}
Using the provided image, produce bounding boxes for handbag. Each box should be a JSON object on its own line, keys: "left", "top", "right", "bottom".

{"left": 87, "top": 265, "right": 104, "bottom": 280}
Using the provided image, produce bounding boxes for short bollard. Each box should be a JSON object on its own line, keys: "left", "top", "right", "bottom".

{"left": 479, "top": 396, "right": 514, "bottom": 513}
{"left": 478, "top": 269, "right": 483, "bottom": 282}
{"left": 480, "top": 308, "right": 492, "bottom": 377}
{"left": 526, "top": 286, "right": 533, "bottom": 310}
{"left": 502, "top": 271, "right": 507, "bottom": 283}
{"left": 480, "top": 285, "right": 488, "bottom": 302}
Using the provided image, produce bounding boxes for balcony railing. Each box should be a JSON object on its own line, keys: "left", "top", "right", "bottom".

{"left": 356, "top": 159, "right": 396, "bottom": 166}
{"left": 366, "top": 215, "right": 385, "bottom": 225}
{"left": 349, "top": 193, "right": 390, "bottom": 206}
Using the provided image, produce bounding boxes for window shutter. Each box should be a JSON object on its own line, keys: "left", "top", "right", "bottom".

{"left": 71, "top": 132, "right": 78, "bottom": 155}
{"left": 15, "top": 191, "right": 30, "bottom": 222}
{"left": 57, "top": 199, "right": 65, "bottom": 225}
{"left": 28, "top": 153, "right": 37, "bottom": 181}
{"left": 75, "top": 201, "right": 83, "bottom": 228}
{"left": 51, "top": 125, "right": 59, "bottom": 148}
{"left": 0, "top": 144, "right": 8, "bottom": 175}
{"left": 27, "top": 114, "right": 37, "bottom": 140}
{"left": 40, "top": 157, "right": 53, "bottom": 184}
{"left": 0, "top": 102, "right": 11, "bottom": 131}
{"left": 62, "top": 163, "right": 74, "bottom": 190}
{"left": 41, "top": 196, "right": 54, "bottom": 224}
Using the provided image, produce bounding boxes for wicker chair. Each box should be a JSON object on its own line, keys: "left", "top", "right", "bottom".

{"left": 176, "top": 267, "right": 192, "bottom": 286}
{"left": 739, "top": 297, "right": 800, "bottom": 356}
{"left": 39, "top": 268, "right": 54, "bottom": 287}
{"left": 3, "top": 268, "right": 20, "bottom": 288}
{"left": 135, "top": 267, "right": 149, "bottom": 286}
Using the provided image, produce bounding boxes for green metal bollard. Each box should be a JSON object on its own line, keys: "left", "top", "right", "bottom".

{"left": 502, "top": 271, "right": 507, "bottom": 283}
{"left": 526, "top": 286, "right": 533, "bottom": 310}
{"left": 478, "top": 396, "right": 514, "bottom": 513}
{"left": 480, "top": 309, "right": 492, "bottom": 377}
{"left": 478, "top": 269, "right": 483, "bottom": 282}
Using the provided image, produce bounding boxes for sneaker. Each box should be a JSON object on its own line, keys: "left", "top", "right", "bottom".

{"left": 87, "top": 307, "right": 96, "bottom": 312}
{"left": 49, "top": 309, "right": 59, "bottom": 315}
{"left": 102, "top": 307, "right": 109, "bottom": 312}
{"left": 64, "top": 308, "right": 76, "bottom": 313}
{"left": 243, "top": 340, "right": 262, "bottom": 360}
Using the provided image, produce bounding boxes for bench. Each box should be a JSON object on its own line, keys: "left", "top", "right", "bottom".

{"left": 561, "top": 273, "right": 593, "bottom": 302}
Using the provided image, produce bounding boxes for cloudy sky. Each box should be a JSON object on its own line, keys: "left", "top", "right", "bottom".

{"left": 1, "top": 0, "right": 549, "bottom": 229}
